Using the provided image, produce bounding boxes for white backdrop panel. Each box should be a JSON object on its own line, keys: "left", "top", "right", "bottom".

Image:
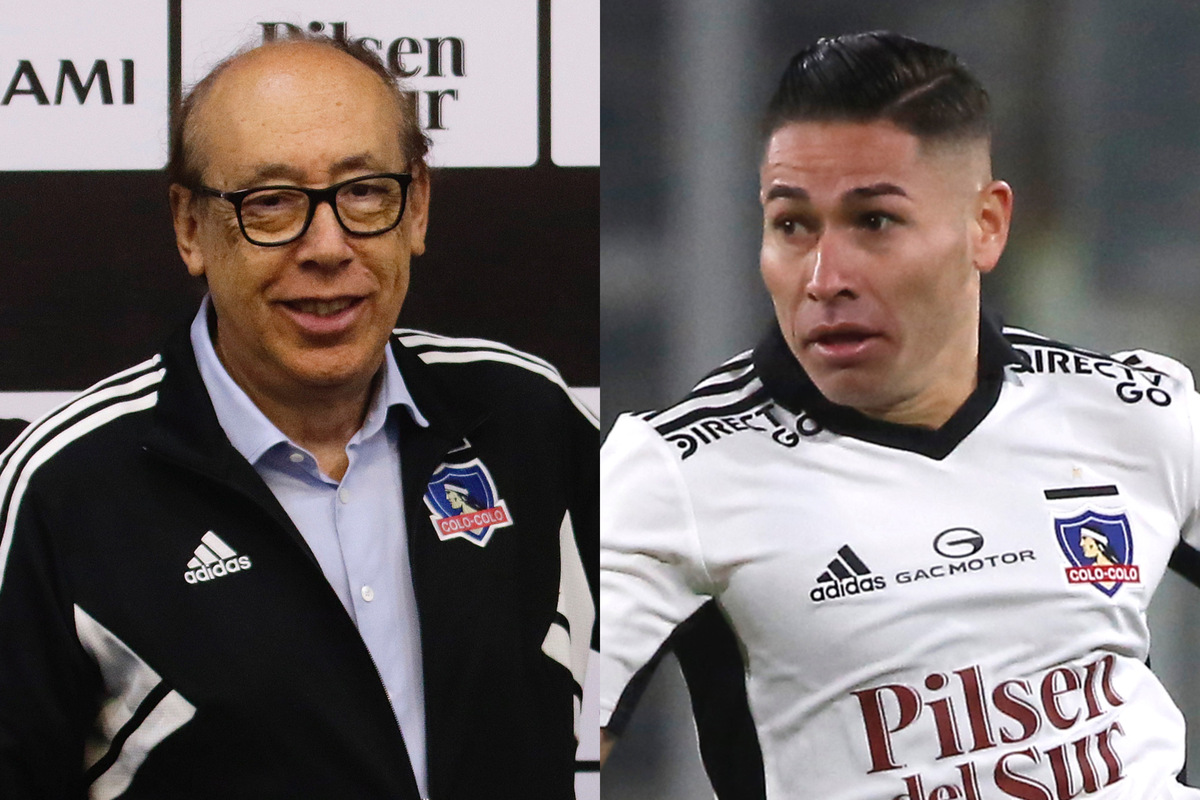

{"left": 182, "top": 0, "right": 538, "bottom": 167}
{"left": 0, "top": 0, "right": 169, "bottom": 170}
{"left": 551, "top": 0, "right": 599, "bottom": 167}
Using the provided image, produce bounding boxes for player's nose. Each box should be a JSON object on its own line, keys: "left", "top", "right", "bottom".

{"left": 804, "top": 235, "right": 858, "bottom": 302}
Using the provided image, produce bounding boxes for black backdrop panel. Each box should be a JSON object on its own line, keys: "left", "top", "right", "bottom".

{"left": 0, "top": 166, "right": 598, "bottom": 390}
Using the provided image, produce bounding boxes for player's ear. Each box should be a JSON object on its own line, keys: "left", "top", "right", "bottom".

{"left": 971, "top": 179, "right": 1012, "bottom": 275}
{"left": 170, "top": 184, "right": 207, "bottom": 278}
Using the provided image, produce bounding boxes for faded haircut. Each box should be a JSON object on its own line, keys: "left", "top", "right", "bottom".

{"left": 763, "top": 31, "right": 990, "bottom": 146}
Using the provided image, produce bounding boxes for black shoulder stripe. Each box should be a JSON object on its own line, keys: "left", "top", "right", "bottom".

{"left": 683, "top": 369, "right": 759, "bottom": 402}
{"left": 654, "top": 389, "right": 770, "bottom": 437}
{"left": 643, "top": 369, "right": 758, "bottom": 423}
{"left": 696, "top": 354, "right": 754, "bottom": 382}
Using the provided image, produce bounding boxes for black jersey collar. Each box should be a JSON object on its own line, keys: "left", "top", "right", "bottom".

{"left": 753, "top": 313, "right": 1023, "bottom": 459}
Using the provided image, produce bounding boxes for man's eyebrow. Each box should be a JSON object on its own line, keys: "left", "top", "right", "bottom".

{"left": 239, "top": 155, "right": 387, "bottom": 187}
{"left": 764, "top": 185, "right": 809, "bottom": 202}
{"left": 331, "top": 153, "right": 385, "bottom": 174}
{"left": 242, "top": 163, "right": 307, "bottom": 185}
{"left": 847, "top": 183, "right": 908, "bottom": 199}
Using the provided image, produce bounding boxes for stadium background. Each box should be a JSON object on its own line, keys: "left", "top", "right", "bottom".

{"left": 0, "top": 1, "right": 599, "bottom": 796}
{"left": 601, "top": 0, "right": 1200, "bottom": 796}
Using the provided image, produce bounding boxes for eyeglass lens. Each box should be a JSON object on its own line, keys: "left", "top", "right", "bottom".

{"left": 239, "top": 176, "right": 407, "bottom": 244}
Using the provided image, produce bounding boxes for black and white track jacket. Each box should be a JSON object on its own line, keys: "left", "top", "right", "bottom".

{"left": 0, "top": 325, "right": 598, "bottom": 799}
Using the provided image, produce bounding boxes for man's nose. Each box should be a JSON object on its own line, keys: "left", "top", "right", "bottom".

{"left": 296, "top": 200, "right": 354, "bottom": 266}
{"left": 804, "top": 235, "right": 857, "bottom": 302}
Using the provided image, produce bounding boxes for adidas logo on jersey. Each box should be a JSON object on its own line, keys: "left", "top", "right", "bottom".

{"left": 184, "top": 531, "right": 252, "bottom": 584}
{"left": 810, "top": 545, "right": 886, "bottom": 602}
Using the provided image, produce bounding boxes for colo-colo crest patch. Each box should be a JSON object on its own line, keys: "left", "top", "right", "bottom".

{"left": 1054, "top": 509, "right": 1139, "bottom": 597}
{"left": 423, "top": 458, "right": 514, "bottom": 547}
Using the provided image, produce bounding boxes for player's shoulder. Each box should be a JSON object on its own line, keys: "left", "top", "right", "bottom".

{"left": 1001, "top": 325, "right": 1195, "bottom": 404}
{"left": 606, "top": 347, "right": 771, "bottom": 455}
{"left": 392, "top": 328, "right": 597, "bottom": 428}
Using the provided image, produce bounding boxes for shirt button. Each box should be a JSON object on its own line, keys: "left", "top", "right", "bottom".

{"left": 361, "top": 585, "right": 375, "bottom": 602}
{"left": 338, "top": 488, "right": 351, "bottom": 504}
{"left": 289, "top": 452, "right": 304, "bottom": 463}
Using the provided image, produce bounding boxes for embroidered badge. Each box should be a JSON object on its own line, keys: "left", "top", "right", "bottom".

{"left": 1054, "top": 510, "right": 1140, "bottom": 596}
{"left": 423, "top": 458, "right": 514, "bottom": 547}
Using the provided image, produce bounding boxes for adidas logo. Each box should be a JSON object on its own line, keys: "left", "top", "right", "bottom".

{"left": 184, "top": 531, "right": 252, "bottom": 585}
{"left": 810, "top": 545, "right": 886, "bottom": 603}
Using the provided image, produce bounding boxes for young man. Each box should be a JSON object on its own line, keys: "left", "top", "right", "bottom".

{"left": 0, "top": 35, "right": 596, "bottom": 798}
{"left": 600, "top": 31, "right": 1200, "bottom": 799}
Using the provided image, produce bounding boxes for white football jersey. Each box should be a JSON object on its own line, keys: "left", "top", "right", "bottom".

{"left": 599, "top": 319, "right": 1200, "bottom": 799}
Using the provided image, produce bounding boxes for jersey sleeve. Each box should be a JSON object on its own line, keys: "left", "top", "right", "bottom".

{"left": 1111, "top": 349, "right": 1200, "bottom": 555}
{"left": 598, "top": 414, "right": 713, "bottom": 732}
{"left": 1132, "top": 349, "right": 1200, "bottom": 582}
{"left": 1174, "top": 387, "right": 1200, "bottom": 577}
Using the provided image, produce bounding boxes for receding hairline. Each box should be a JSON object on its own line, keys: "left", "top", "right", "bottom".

{"left": 179, "top": 38, "right": 414, "bottom": 187}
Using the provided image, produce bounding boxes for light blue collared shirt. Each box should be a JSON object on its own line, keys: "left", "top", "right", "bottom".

{"left": 190, "top": 298, "right": 430, "bottom": 796}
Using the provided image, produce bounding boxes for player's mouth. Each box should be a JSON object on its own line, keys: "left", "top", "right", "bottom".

{"left": 277, "top": 295, "right": 367, "bottom": 335}
{"left": 804, "top": 324, "right": 883, "bottom": 365}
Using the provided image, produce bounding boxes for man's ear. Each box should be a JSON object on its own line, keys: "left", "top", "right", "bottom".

{"left": 971, "top": 179, "right": 1013, "bottom": 275}
{"left": 404, "top": 164, "right": 431, "bottom": 258}
{"left": 169, "top": 184, "right": 207, "bottom": 278}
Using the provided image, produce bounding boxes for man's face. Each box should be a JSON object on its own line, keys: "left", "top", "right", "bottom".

{"left": 759, "top": 120, "right": 1010, "bottom": 427}
{"left": 171, "top": 43, "right": 429, "bottom": 403}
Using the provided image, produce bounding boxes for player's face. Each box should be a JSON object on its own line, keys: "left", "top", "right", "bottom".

{"left": 760, "top": 121, "right": 1011, "bottom": 427}
{"left": 171, "top": 43, "right": 429, "bottom": 404}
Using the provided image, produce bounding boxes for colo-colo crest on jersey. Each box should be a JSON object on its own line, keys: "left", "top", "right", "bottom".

{"left": 423, "top": 458, "right": 514, "bottom": 547}
{"left": 1054, "top": 510, "right": 1139, "bottom": 597}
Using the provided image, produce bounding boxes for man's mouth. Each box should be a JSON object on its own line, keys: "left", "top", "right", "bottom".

{"left": 283, "top": 297, "right": 360, "bottom": 317}
{"left": 804, "top": 324, "right": 882, "bottom": 363}
{"left": 812, "top": 330, "right": 873, "bottom": 346}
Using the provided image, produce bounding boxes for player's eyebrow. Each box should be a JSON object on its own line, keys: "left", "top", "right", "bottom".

{"left": 763, "top": 182, "right": 910, "bottom": 203}
{"left": 847, "top": 182, "right": 908, "bottom": 199}
{"left": 763, "top": 184, "right": 809, "bottom": 202}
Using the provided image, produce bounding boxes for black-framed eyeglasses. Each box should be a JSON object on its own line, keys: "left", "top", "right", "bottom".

{"left": 190, "top": 172, "right": 413, "bottom": 247}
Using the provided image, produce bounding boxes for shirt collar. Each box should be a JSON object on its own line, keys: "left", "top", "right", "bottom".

{"left": 190, "top": 295, "right": 428, "bottom": 466}
{"left": 752, "top": 310, "right": 1023, "bottom": 460}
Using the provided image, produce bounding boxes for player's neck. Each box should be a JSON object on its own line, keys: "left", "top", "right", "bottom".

{"left": 859, "top": 333, "right": 981, "bottom": 430}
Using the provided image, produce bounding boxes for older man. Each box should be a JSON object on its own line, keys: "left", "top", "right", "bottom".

{"left": 0, "top": 35, "right": 596, "bottom": 799}
{"left": 600, "top": 32, "right": 1200, "bottom": 799}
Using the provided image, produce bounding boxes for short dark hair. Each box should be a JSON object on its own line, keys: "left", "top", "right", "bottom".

{"left": 763, "top": 32, "right": 990, "bottom": 145}
{"left": 168, "top": 32, "right": 431, "bottom": 188}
